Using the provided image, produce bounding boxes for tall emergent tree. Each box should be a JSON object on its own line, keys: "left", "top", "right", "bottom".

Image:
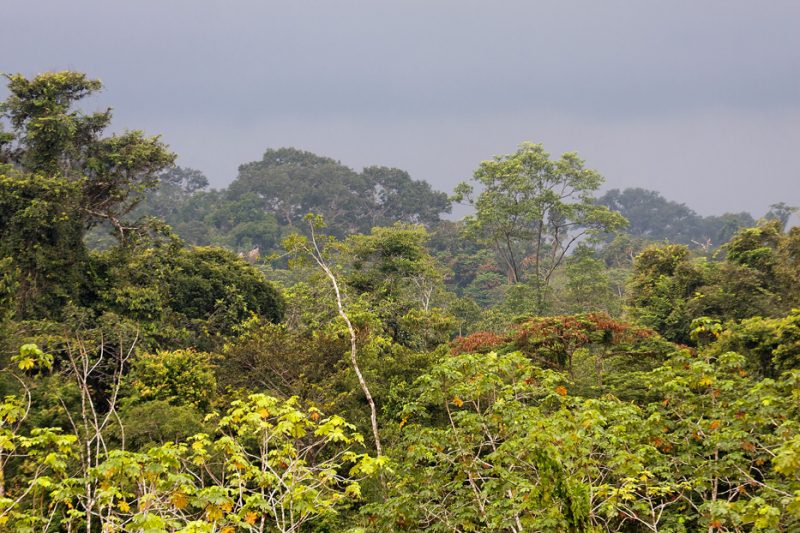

{"left": 453, "top": 142, "right": 626, "bottom": 309}
{"left": 0, "top": 72, "right": 175, "bottom": 318}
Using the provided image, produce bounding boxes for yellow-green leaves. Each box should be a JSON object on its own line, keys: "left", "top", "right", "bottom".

{"left": 26, "top": 393, "right": 383, "bottom": 532}
{"left": 12, "top": 343, "right": 52, "bottom": 371}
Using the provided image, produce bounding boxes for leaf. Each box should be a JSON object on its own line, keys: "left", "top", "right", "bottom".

{"left": 206, "top": 505, "right": 223, "bottom": 522}
{"left": 698, "top": 375, "right": 714, "bottom": 387}
{"left": 17, "top": 357, "right": 35, "bottom": 370}
{"left": 345, "top": 483, "right": 362, "bottom": 499}
{"left": 171, "top": 492, "right": 188, "bottom": 509}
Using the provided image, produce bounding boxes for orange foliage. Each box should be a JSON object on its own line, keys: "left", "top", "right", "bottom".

{"left": 450, "top": 331, "right": 506, "bottom": 355}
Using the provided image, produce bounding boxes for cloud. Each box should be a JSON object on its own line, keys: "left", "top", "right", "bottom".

{"left": 2, "top": 0, "right": 798, "bottom": 217}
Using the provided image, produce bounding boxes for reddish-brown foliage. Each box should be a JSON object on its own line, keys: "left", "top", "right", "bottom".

{"left": 450, "top": 331, "right": 506, "bottom": 355}
{"left": 451, "top": 313, "right": 662, "bottom": 372}
{"left": 514, "top": 313, "right": 654, "bottom": 350}
{"left": 510, "top": 313, "right": 659, "bottom": 370}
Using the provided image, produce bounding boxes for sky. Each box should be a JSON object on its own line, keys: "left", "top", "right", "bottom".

{"left": 2, "top": 0, "right": 799, "bottom": 219}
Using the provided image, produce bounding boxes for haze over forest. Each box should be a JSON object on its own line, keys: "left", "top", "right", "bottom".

{"left": 2, "top": 0, "right": 799, "bottom": 219}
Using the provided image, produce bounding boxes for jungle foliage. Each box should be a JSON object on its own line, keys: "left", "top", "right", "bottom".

{"left": 2, "top": 71, "right": 800, "bottom": 531}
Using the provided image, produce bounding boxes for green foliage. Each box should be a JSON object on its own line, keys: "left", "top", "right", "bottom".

{"left": 0, "top": 72, "right": 175, "bottom": 319}
{"left": 452, "top": 313, "right": 673, "bottom": 400}
{"left": 346, "top": 224, "right": 452, "bottom": 347}
{"left": 2, "top": 393, "right": 382, "bottom": 532}
{"left": 627, "top": 244, "right": 705, "bottom": 344}
{"left": 166, "top": 247, "right": 284, "bottom": 328}
{"left": 12, "top": 343, "right": 53, "bottom": 372}
{"left": 702, "top": 310, "right": 800, "bottom": 378}
{"left": 1, "top": 72, "right": 175, "bottom": 222}
{"left": 376, "top": 351, "right": 590, "bottom": 531}
{"left": 0, "top": 423, "right": 77, "bottom": 529}
{"left": 216, "top": 317, "right": 349, "bottom": 408}
{"left": 126, "top": 168, "right": 283, "bottom": 254}
{"left": 0, "top": 257, "right": 16, "bottom": 319}
{"left": 117, "top": 400, "right": 206, "bottom": 451}
{"left": 0, "top": 257, "right": 17, "bottom": 352}
{"left": 724, "top": 220, "right": 800, "bottom": 308}
{"left": 94, "top": 243, "right": 285, "bottom": 348}
{"left": 454, "top": 141, "right": 626, "bottom": 312}
{"left": 634, "top": 350, "right": 800, "bottom": 530}
{"left": 560, "top": 244, "right": 623, "bottom": 315}
{"left": 371, "top": 343, "right": 800, "bottom": 531}
{"left": 1, "top": 71, "right": 105, "bottom": 175}
{"left": 125, "top": 349, "right": 217, "bottom": 409}
{"left": 4, "top": 68, "right": 800, "bottom": 533}
{"left": 628, "top": 222, "right": 800, "bottom": 344}
{"left": 361, "top": 165, "right": 451, "bottom": 227}
{"left": 0, "top": 171, "right": 86, "bottom": 318}
{"left": 126, "top": 151, "right": 451, "bottom": 256}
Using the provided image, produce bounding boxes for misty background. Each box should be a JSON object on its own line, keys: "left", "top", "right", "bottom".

{"left": 2, "top": 0, "right": 798, "bottom": 219}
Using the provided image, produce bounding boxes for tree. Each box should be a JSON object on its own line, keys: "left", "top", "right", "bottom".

{"left": 2, "top": 391, "right": 383, "bottom": 531}
{"left": 452, "top": 312, "right": 672, "bottom": 398}
{"left": 635, "top": 349, "right": 800, "bottom": 530}
{"left": 598, "top": 188, "right": 757, "bottom": 249}
{"left": 1, "top": 323, "right": 384, "bottom": 531}
{"left": 346, "top": 224, "right": 451, "bottom": 348}
{"left": 0, "top": 257, "right": 17, "bottom": 353}
{"left": 702, "top": 310, "right": 800, "bottom": 378}
{"left": 454, "top": 142, "right": 626, "bottom": 311}
{"left": 0, "top": 172, "right": 86, "bottom": 317}
{"left": 560, "top": 244, "right": 621, "bottom": 315}
{"left": 375, "top": 351, "right": 590, "bottom": 531}
{"left": 627, "top": 222, "right": 800, "bottom": 344}
{"left": 133, "top": 166, "right": 209, "bottom": 223}
{"left": 1, "top": 72, "right": 175, "bottom": 238}
{"left": 361, "top": 165, "right": 451, "bottom": 227}
{"left": 129, "top": 168, "right": 284, "bottom": 254}
{"left": 627, "top": 244, "right": 707, "bottom": 344}
{"left": 0, "top": 72, "right": 175, "bottom": 318}
{"left": 598, "top": 187, "right": 701, "bottom": 244}
{"left": 1, "top": 72, "right": 106, "bottom": 176}
{"left": 215, "top": 318, "right": 350, "bottom": 406}
{"left": 701, "top": 212, "right": 758, "bottom": 249}
{"left": 764, "top": 202, "right": 798, "bottom": 231}
{"left": 230, "top": 148, "right": 367, "bottom": 233}
{"left": 93, "top": 243, "right": 285, "bottom": 349}
{"left": 284, "top": 216, "right": 384, "bottom": 457}
{"left": 375, "top": 350, "right": 690, "bottom": 532}
{"left": 124, "top": 349, "right": 217, "bottom": 410}
{"left": 0, "top": 344, "right": 76, "bottom": 529}
{"left": 229, "top": 147, "right": 451, "bottom": 237}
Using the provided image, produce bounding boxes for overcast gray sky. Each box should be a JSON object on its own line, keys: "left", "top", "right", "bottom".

{"left": 2, "top": 0, "right": 799, "bottom": 218}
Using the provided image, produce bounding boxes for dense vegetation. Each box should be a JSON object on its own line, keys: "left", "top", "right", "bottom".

{"left": 2, "top": 72, "right": 800, "bottom": 531}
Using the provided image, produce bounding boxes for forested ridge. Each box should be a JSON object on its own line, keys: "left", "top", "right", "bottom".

{"left": 1, "top": 72, "right": 800, "bottom": 532}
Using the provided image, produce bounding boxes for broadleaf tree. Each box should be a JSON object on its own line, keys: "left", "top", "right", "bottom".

{"left": 453, "top": 142, "right": 626, "bottom": 311}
